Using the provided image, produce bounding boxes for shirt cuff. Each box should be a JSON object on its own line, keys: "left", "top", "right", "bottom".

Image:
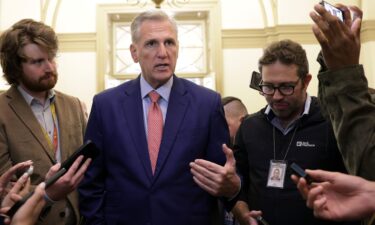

{"left": 43, "top": 193, "right": 57, "bottom": 206}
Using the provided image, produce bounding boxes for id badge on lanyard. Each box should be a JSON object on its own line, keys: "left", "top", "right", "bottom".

{"left": 266, "top": 160, "right": 287, "bottom": 189}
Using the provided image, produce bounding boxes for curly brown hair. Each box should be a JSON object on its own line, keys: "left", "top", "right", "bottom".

{"left": 0, "top": 19, "right": 58, "bottom": 85}
{"left": 258, "top": 39, "right": 309, "bottom": 80}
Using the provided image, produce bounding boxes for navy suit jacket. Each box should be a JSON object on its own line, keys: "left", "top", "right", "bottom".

{"left": 79, "top": 75, "right": 229, "bottom": 225}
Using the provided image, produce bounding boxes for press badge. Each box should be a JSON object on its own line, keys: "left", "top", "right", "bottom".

{"left": 267, "top": 160, "right": 287, "bottom": 189}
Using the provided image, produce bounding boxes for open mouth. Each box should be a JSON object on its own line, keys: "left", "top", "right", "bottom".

{"left": 155, "top": 63, "right": 169, "bottom": 69}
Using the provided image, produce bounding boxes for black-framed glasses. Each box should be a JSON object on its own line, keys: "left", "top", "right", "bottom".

{"left": 259, "top": 78, "right": 301, "bottom": 96}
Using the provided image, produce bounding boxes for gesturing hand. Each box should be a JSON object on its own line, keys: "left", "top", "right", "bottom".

{"left": 190, "top": 144, "right": 241, "bottom": 198}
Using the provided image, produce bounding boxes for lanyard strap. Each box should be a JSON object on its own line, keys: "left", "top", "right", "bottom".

{"left": 42, "top": 103, "right": 58, "bottom": 155}
{"left": 273, "top": 125, "right": 298, "bottom": 161}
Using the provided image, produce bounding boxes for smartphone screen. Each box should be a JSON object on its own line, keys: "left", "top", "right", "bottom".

{"left": 320, "top": 1, "right": 344, "bottom": 22}
{"left": 249, "top": 71, "right": 262, "bottom": 91}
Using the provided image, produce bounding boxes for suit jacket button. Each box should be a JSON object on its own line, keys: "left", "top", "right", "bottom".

{"left": 59, "top": 211, "right": 66, "bottom": 218}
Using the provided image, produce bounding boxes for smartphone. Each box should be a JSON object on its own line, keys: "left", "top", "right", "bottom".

{"left": 290, "top": 163, "right": 313, "bottom": 184}
{"left": 256, "top": 216, "right": 270, "bottom": 225}
{"left": 320, "top": 1, "right": 344, "bottom": 22}
{"left": 249, "top": 71, "right": 262, "bottom": 91}
{"left": 6, "top": 167, "right": 68, "bottom": 217}
{"left": 6, "top": 140, "right": 99, "bottom": 217}
{"left": 60, "top": 140, "right": 99, "bottom": 170}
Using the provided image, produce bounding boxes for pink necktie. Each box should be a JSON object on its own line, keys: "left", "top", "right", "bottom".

{"left": 147, "top": 91, "right": 163, "bottom": 174}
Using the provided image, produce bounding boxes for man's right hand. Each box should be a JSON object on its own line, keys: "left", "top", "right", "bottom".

{"left": 310, "top": 3, "right": 362, "bottom": 70}
{"left": 294, "top": 169, "right": 375, "bottom": 221}
{"left": 9, "top": 182, "right": 46, "bottom": 225}
{"left": 45, "top": 155, "right": 91, "bottom": 201}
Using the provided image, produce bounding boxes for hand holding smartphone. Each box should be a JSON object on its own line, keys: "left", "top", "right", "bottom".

{"left": 6, "top": 140, "right": 99, "bottom": 217}
{"left": 320, "top": 1, "right": 344, "bottom": 22}
{"left": 290, "top": 163, "right": 313, "bottom": 185}
{"left": 59, "top": 140, "right": 99, "bottom": 170}
{"left": 256, "top": 216, "right": 270, "bottom": 225}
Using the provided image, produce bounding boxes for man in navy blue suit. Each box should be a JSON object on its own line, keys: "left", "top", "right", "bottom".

{"left": 79, "top": 9, "right": 240, "bottom": 225}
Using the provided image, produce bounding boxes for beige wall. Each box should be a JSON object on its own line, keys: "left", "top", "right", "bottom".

{"left": 221, "top": 0, "right": 375, "bottom": 113}
{"left": 0, "top": 0, "right": 374, "bottom": 114}
{"left": 222, "top": 44, "right": 323, "bottom": 113}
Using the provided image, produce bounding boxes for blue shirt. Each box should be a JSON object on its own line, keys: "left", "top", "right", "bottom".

{"left": 17, "top": 86, "right": 61, "bottom": 162}
{"left": 140, "top": 75, "right": 173, "bottom": 137}
{"left": 265, "top": 94, "right": 312, "bottom": 135}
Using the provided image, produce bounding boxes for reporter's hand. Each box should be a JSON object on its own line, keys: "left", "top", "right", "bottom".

{"left": 310, "top": 3, "right": 362, "bottom": 70}
{"left": 232, "top": 201, "right": 262, "bottom": 225}
{"left": 9, "top": 182, "right": 46, "bottom": 225}
{"left": 0, "top": 161, "right": 33, "bottom": 212}
{"left": 291, "top": 174, "right": 310, "bottom": 200}
{"left": 295, "top": 169, "right": 375, "bottom": 221}
{"left": 45, "top": 155, "right": 91, "bottom": 201}
{"left": 189, "top": 144, "right": 241, "bottom": 198}
{"left": 240, "top": 210, "right": 262, "bottom": 225}
{"left": 1, "top": 172, "right": 31, "bottom": 209}
{"left": 0, "top": 161, "right": 33, "bottom": 197}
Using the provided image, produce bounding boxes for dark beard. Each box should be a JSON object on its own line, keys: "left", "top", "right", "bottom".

{"left": 20, "top": 72, "right": 58, "bottom": 92}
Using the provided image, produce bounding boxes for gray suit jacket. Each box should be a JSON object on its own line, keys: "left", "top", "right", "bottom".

{"left": 0, "top": 85, "right": 86, "bottom": 225}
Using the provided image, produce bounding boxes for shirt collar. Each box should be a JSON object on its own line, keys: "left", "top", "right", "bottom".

{"left": 140, "top": 75, "right": 173, "bottom": 102}
{"left": 264, "top": 94, "right": 311, "bottom": 134}
{"left": 17, "top": 85, "right": 55, "bottom": 105}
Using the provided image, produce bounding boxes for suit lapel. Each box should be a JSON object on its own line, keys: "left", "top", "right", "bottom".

{"left": 153, "top": 76, "right": 189, "bottom": 179}
{"left": 54, "top": 92, "right": 70, "bottom": 162}
{"left": 6, "top": 86, "right": 55, "bottom": 162}
{"left": 122, "top": 78, "right": 152, "bottom": 181}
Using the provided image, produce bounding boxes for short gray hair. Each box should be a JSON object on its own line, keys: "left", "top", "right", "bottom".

{"left": 130, "top": 9, "right": 178, "bottom": 43}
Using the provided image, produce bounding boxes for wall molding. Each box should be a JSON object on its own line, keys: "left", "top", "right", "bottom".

{"left": 362, "top": 20, "right": 375, "bottom": 43}
{"left": 55, "top": 20, "right": 375, "bottom": 93}
{"left": 59, "top": 20, "right": 375, "bottom": 53}
{"left": 222, "top": 25, "right": 316, "bottom": 48}
{"left": 58, "top": 33, "right": 96, "bottom": 52}
{"left": 222, "top": 20, "right": 375, "bottom": 49}
{"left": 95, "top": 1, "right": 223, "bottom": 92}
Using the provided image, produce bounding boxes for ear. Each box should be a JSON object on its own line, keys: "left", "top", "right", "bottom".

{"left": 130, "top": 44, "right": 139, "bottom": 63}
{"left": 302, "top": 74, "right": 312, "bottom": 89}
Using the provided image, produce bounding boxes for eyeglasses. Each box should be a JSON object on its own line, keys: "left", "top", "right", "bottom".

{"left": 259, "top": 78, "right": 301, "bottom": 96}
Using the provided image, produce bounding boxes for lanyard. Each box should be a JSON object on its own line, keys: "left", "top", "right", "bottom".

{"left": 41, "top": 103, "right": 58, "bottom": 156}
{"left": 273, "top": 124, "right": 298, "bottom": 161}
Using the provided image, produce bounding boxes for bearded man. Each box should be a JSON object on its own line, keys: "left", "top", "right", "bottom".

{"left": 0, "top": 19, "right": 87, "bottom": 225}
